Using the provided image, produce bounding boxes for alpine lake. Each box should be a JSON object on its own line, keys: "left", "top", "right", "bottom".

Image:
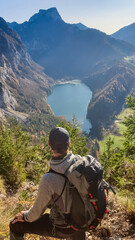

{"left": 47, "top": 80, "right": 92, "bottom": 133}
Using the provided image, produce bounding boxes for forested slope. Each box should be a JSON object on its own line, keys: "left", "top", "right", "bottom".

{"left": 0, "top": 96, "right": 134, "bottom": 239}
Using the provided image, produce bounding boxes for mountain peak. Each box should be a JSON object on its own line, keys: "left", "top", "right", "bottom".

{"left": 29, "top": 7, "right": 62, "bottom": 23}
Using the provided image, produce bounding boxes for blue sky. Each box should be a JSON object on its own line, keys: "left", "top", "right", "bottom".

{"left": 1, "top": 0, "right": 135, "bottom": 34}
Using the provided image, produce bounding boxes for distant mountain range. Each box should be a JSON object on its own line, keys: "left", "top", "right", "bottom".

{"left": 112, "top": 23, "right": 135, "bottom": 46}
{"left": 1, "top": 8, "right": 135, "bottom": 137}
{"left": 0, "top": 17, "right": 60, "bottom": 134}
{"left": 8, "top": 8, "right": 135, "bottom": 79}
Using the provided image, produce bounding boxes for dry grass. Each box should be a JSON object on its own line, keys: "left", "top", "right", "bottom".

{"left": 0, "top": 194, "right": 67, "bottom": 240}
{"left": 116, "top": 193, "right": 135, "bottom": 212}
{"left": 0, "top": 177, "right": 6, "bottom": 195}
{"left": 0, "top": 199, "right": 13, "bottom": 239}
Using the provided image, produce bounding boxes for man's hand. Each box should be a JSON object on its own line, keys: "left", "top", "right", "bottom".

{"left": 12, "top": 211, "right": 25, "bottom": 224}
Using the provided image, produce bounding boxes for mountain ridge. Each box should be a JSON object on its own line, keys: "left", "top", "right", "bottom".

{"left": 8, "top": 8, "right": 135, "bottom": 79}
{"left": 84, "top": 60, "right": 135, "bottom": 138}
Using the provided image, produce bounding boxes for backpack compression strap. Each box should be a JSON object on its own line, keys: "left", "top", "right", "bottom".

{"left": 49, "top": 168, "right": 67, "bottom": 203}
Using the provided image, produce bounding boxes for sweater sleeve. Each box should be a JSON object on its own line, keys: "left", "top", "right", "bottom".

{"left": 24, "top": 174, "right": 54, "bottom": 222}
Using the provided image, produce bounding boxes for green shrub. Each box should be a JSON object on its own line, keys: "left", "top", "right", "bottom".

{"left": 100, "top": 96, "right": 135, "bottom": 193}
{"left": 0, "top": 120, "right": 90, "bottom": 190}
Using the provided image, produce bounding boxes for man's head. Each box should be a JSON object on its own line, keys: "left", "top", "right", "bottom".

{"left": 49, "top": 127, "right": 70, "bottom": 155}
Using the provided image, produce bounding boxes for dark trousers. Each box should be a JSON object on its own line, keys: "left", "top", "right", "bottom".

{"left": 10, "top": 214, "right": 86, "bottom": 240}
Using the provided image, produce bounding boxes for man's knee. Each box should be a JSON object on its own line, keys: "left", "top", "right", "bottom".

{"left": 10, "top": 220, "right": 15, "bottom": 232}
{"left": 9, "top": 220, "right": 24, "bottom": 234}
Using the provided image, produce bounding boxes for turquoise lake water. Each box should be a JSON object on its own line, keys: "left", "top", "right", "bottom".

{"left": 47, "top": 80, "right": 92, "bottom": 133}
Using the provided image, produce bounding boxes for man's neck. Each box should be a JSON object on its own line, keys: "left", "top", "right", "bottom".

{"left": 52, "top": 152, "right": 68, "bottom": 159}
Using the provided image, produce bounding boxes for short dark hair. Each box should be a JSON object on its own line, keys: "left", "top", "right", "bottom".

{"left": 49, "top": 127, "right": 69, "bottom": 154}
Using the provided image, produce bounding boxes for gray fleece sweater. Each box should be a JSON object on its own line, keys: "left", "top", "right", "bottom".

{"left": 24, "top": 152, "right": 75, "bottom": 223}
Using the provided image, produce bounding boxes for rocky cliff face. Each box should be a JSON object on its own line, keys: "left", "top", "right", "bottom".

{"left": 0, "top": 17, "right": 56, "bottom": 132}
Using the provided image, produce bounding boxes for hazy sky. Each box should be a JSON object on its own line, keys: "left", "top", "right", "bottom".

{"left": 1, "top": 0, "right": 135, "bottom": 34}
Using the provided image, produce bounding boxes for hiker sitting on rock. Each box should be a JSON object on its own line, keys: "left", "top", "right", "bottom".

{"left": 10, "top": 127, "right": 86, "bottom": 240}
{"left": 10, "top": 127, "right": 107, "bottom": 240}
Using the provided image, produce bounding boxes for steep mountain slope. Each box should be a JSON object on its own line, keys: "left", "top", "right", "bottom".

{"left": 84, "top": 60, "right": 135, "bottom": 138}
{"left": 8, "top": 8, "right": 135, "bottom": 79}
{"left": 112, "top": 22, "right": 135, "bottom": 46}
{"left": 0, "top": 17, "right": 59, "bottom": 134}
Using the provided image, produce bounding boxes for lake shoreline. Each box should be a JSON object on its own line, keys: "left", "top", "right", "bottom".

{"left": 47, "top": 79, "right": 82, "bottom": 97}
{"left": 56, "top": 79, "right": 81, "bottom": 85}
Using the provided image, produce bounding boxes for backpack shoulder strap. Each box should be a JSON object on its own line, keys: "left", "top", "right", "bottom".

{"left": 49, "top": 168, "right": 67, "bottom": 178}
{"left": 48, "top": 168, "right": 68, "bottom": 203}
